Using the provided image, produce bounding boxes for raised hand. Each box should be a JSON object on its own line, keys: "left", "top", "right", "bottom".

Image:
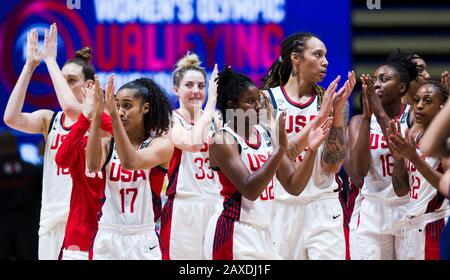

{"left": 40, "top": 23, "right": 57, "bottom": 63}
{"left": 308, "top": 116, "right": 333, "bottom": 152}
{"left": 317, "top": 75, "right": 340, "bottom": 122}
{"left": 25, "top": 28, "right": 42, "bottom": 69}
{"left": 333, "top": 71, "right": 356, "bottom": 114}
{"left": 274, "top": 110, "right": 288, "bottom": 150}
{"left": 208, "top": 64, "right": 219, "bottom": 101}
{"left": 81, "top": 83, "right": 95, "bottom": 120}
{"left": 441, "top": 71, "right": 450, "bottom": 93}
{"left": 388, "top": 120, "right": 418, "bottom": 160}
{"left": 93, "top": 76, "right": 105, "bottom": 118}
{"left": 360, "top": 74, "right": 372, "bottom": 120}
{"left": 104, "top": 75, "right": 116, "bottom": 116}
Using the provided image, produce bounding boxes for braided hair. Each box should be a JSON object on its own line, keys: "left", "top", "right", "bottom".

{"left": 64, "top": 47, "right": 95, "bottom": 81}
{"left": 172, "top": 52, "right": 206, "bottom": 87}
{"left": 216, "top": 67, "right": 256, "bottom": 124}
{"left": 262, "top": 32, "right": 325, "bottom": 105}
{"left": 118, "top": 78, "right": 173, "bottom": 136}
{"left": 387, "top": 49, "right": 423, "bottom": 82}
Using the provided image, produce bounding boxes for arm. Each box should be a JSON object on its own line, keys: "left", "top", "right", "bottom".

{"left": 439, "top": 168, "right": 450, "bottom": 198}
{"left": 276, "top": 117, "right": 332, "bottom": 195}
{"left": 285, "top": 76, "right": 338, "bottom": 161}
{"left": 363, "top": 75, "right": 391, "bottom": 139}
{"left": 41, "top": 24, "right": 82, "bottom": 120}
{"left": 392, "top": 158, "right": 410, "bottom": 197}
{"left": 170, "top": 64, "right": 218, "bottom": 152}
{"left": 86, "top": 76, "right": 109, "bottom": 172}
{"left": 209, "top": 131, "right": 285, "bottom": 201}
{"left": 3, "top": 28, "right": 53, "bottom": 135}
{"left": 55, "top": 113, "right": 90, "bottom": 168}
{"left": 322, "top": 71, "right": 356, "bottom": 174}
{"left": 420, "top": 97, "right": 450, "bottom": 158}
{"left": 390, "top": 124, "right": 442, "bottom": 190}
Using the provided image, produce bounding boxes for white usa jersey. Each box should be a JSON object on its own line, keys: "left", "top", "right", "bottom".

{"left": 40, "top": 111, "right": 74, "bottom": 231}
{"left": 101, "top": 136, "right": 162, "bottom": 226}
{"left": 362, "top": 104, "right": 411, "bottom": 203}
{"left": 166, "top": 111, "right": 220, "bottom": 199}
{"left": 215, "top": 124, "right": 275, "bottom": 228}
{"left": 406, "top": 149, "right": 448, "bottom": 217}
{"left": 267, "top": 85, "right": 341, "bottom": 201}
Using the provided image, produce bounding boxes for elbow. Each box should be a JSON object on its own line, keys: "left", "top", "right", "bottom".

{"left": 394, "top": 188, "right": 409, "bottom": 197}
{"left": 240, "top": 188, "right": 260, "bottom": 201}
{"left": 120, "top": 160, "right": 137, "bottom": 171}
{"left": 322, "top": 161, "right": 343, "bottom": 174}
{"left": 87, "top": 161, "right": 101, "bottom": 173}
{"left": 3, "top": 114, "right": 14, "bottom": 128}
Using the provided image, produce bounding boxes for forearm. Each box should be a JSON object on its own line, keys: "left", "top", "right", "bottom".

{"left": 3, "top": 64, "right": 34, "bottom": 126}
{"left": 45, "top": 59, "right": 82, "bottom": 120}
{"left": 55, "top": 114, "right": 90, "bottom": 168}
{"left": 286, "top": 124, "right": 310, "bottom": 161}
{"left": 420, "top": 100, "right": 450, "bottom": 157}
{"left": 283, "top": 149, "right": 317, "bottom": 195}
{"left": 322, "top": 119, "right": 345, "bottom": 173}
{"left": 409, "top": 155, "right": 442, "bottom": 189}
{"left": 110, "top": 113, "right": 141, "bottom": 170}
{"left": 392, "top": 158, "right": 410, "bottom": 197}
{"left": 350, "top": 118, "right": 371, "bottom": 177}
{"left": 240, "top": 147, "right": 285, "bottom": 201}
{"left": 374, "top": 111, "right": 391, "bottom": 140}
{"left": 86, "top": 113, "right": 103, "bottom": 172}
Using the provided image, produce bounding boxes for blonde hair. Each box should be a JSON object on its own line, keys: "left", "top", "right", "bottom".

{"left": 172, "top": 52, "right": 206, "bottom": 87}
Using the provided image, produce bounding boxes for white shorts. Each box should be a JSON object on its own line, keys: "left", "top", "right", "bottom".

{"left": 61, "top": 249, "right": 89, "bottom": 260}
{"left": 396, "top": 210, "right": 450, "bottom": 260}
{"left": 204, "top": 213, "right": 281, "bottom": 260}
{"left": 160, "top": 196, "right": 221, "bottom": 260}
{"left": 38, "top": 222, "right": 66, "bottom": 260}
{"left": 93, "top": 223, "right": 161, "bottom": 260}
{"left": 271, "top": 196, "right": 345, "bottom": 260}
{"left": 349, "top": 196, "right": 406, "bottom": 260}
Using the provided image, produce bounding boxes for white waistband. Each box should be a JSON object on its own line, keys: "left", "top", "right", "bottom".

{"left": 275, "top": 192, "right": 339, "bottom": 204}
{"left": 406, "top": 208, "right": 450, "bottom": 226}
{"left": 98, "top": 223, "right": 155, "bottom": 235}
{"left": 361, "top": 193, "right": 410, "bottom": 206}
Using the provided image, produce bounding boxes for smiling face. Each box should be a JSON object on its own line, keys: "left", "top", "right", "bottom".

{"left": 413, "top": 84, "right": 443, "bottom": 127}
{"left": 293, "top": 37, "right": 328, "bottom": 83}
{"left": 115, "top": 89, "right": 149, "bottom": 133}
{"left": 373, "top": 65, "right": 405, "bottom": 105}
{"left": 174, "top": 69, "right": 206, "bottom": 114}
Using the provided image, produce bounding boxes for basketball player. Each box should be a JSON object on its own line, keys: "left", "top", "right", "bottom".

{"left": 348, "top": 59, "right": 419, "bottom": 260}
{"left": 86, "top": 76, "right": 173, "bottom": 260}
{"left": 203, "top": 67, "right": 333, "bottom": 260}
{"left": 389, "top": 81, "right": 449, "bottom": 259}
{"left": 3, "top": 24, "right": 96, "bottom": 259}
{"left": 262, "top": 32, "right": 355, "bottom": 259}
{"left": 160, "top": 53, "right": 221, "bottom": 260}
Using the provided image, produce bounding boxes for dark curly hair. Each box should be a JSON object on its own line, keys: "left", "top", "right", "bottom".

{"left": 262, "top": 32, "right": 325, "bottom": 104}
{"left": 64, "top": 47, "right": 96, "bottom": 81}
{"left": 419, "top": 80, "right": 449, "bottom": 104}
{"left": 118, "top": 78, "right": 172, "bottom": 136}
{"left": 216, "top": 67, "right": 256, "bottom": 124}
{"left": 382, "top": 58, "right": 419, "bottom": 96}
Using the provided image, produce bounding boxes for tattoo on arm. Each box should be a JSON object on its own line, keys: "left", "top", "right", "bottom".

{"left": 323, "top": 126, "right": 345, "bottom": 165}
{"left": 392, "top": 158, "right": 409, "bottom": 196}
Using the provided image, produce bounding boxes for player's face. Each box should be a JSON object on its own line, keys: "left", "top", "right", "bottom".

{"left": 174, "top": 70, "right": 206, "bottom": 113}
{"left": 373, "top": 65, "right": 403, "bottom": 105}
{"left": 413, "top": 84, "right": 442, "bottom": 127}
{"left": 62, "top": 63, "right": 91, "bottom": 103}
{"left": 409, "top": 57, "right": 431, "bottom": 97}
{"left": 236, "top": 86, "right": 262, "bottom": 128}
{"left": 115, "top": 89, "right": 149, "bottom": 132}
{"left": 296, "top": 37, "right": 328, "bottom": 83}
